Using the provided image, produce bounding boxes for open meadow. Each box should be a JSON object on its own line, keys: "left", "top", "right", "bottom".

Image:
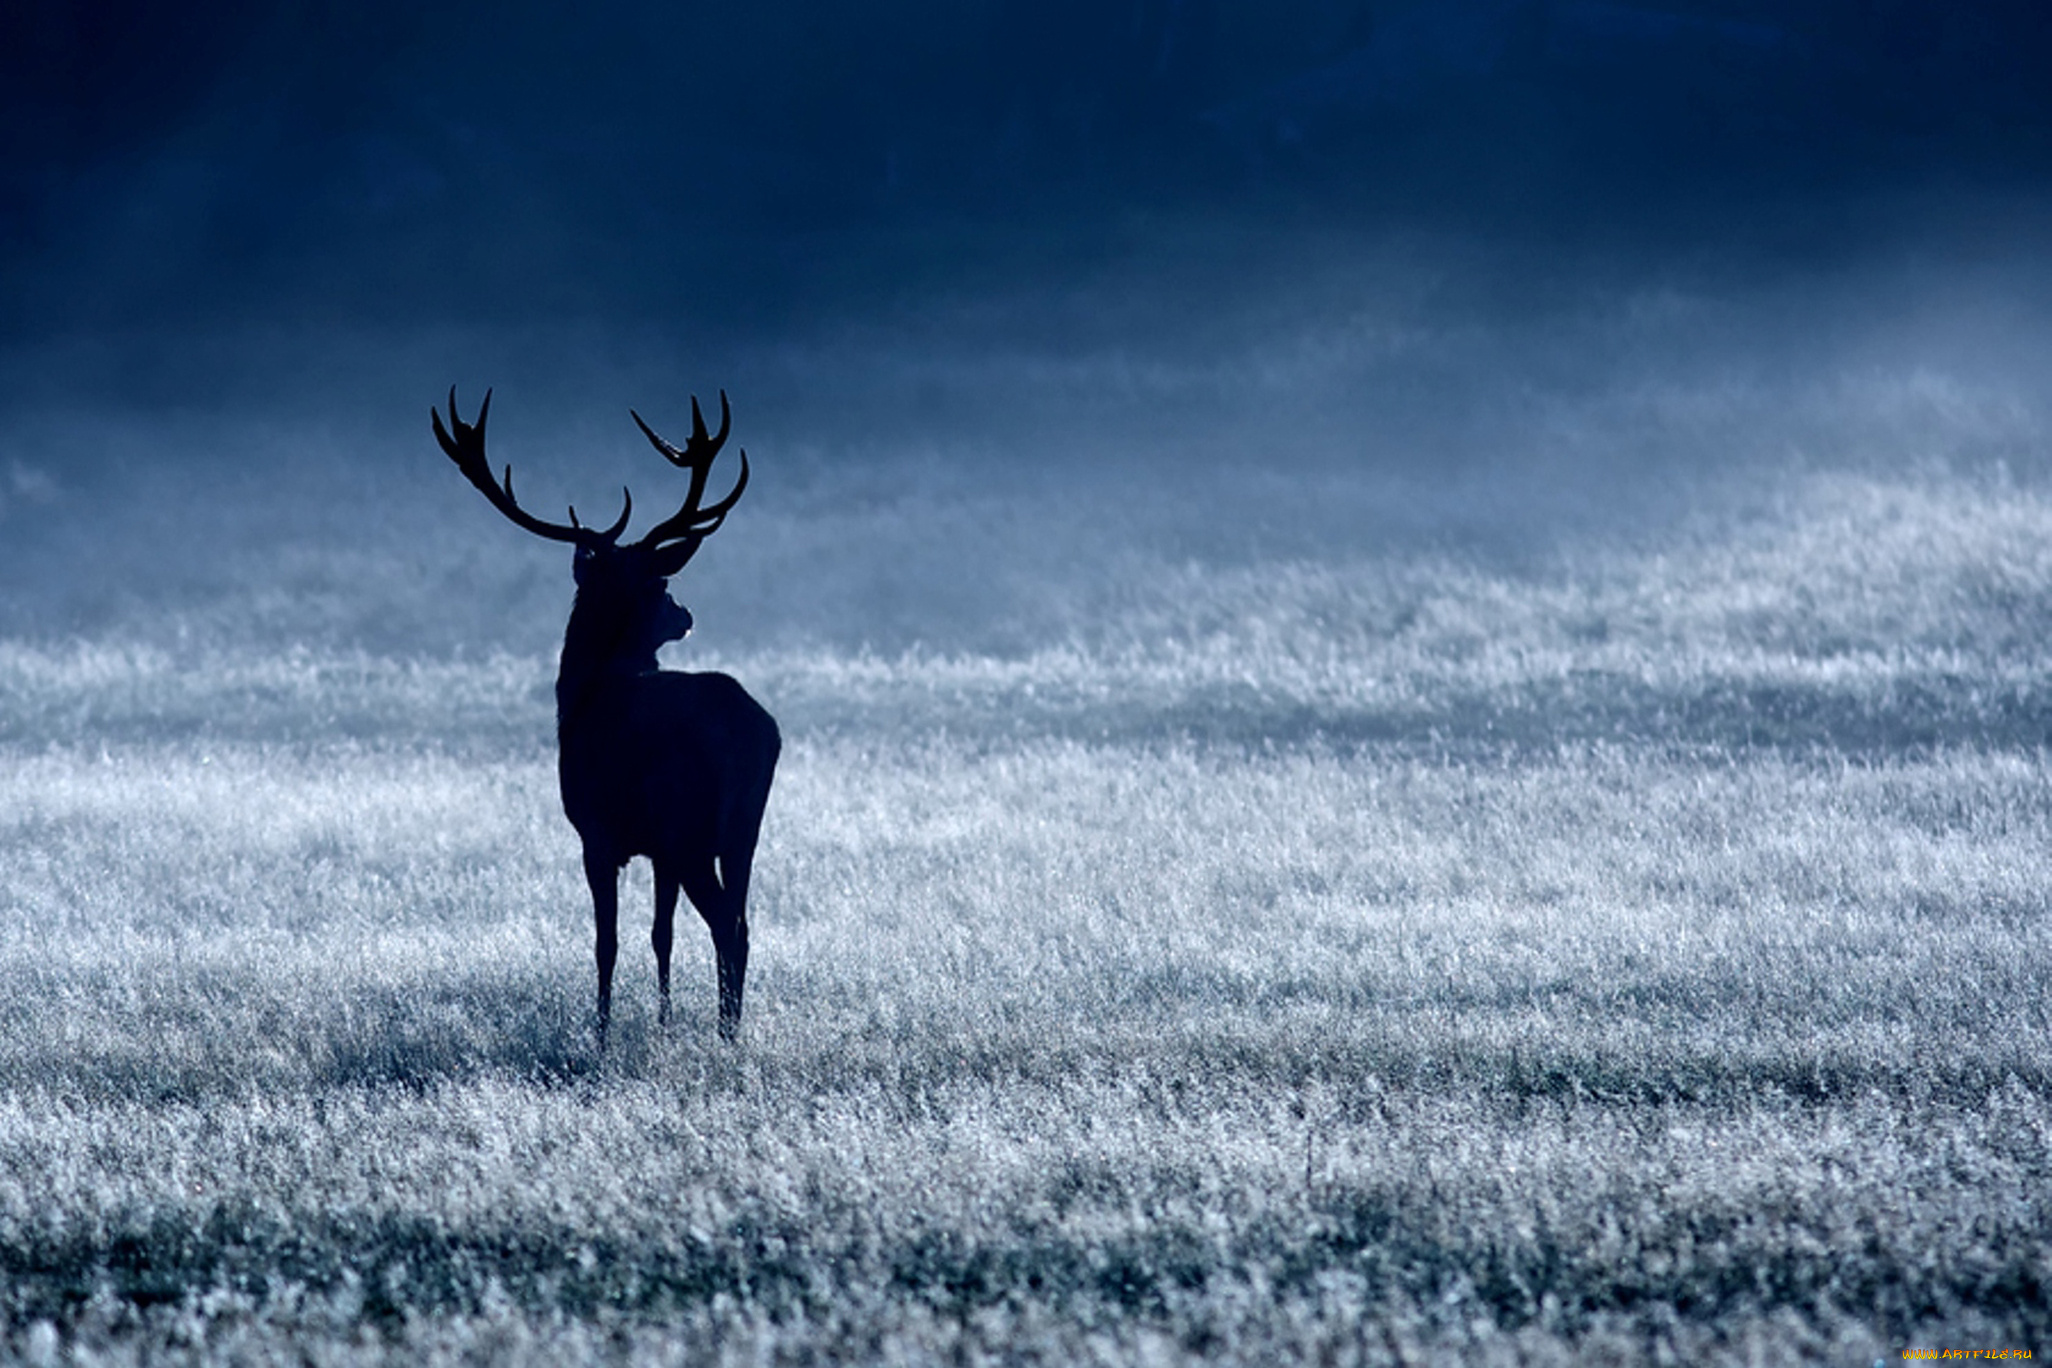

{"left": 2, "top": 258, "right": 2051, "bottom": 1363}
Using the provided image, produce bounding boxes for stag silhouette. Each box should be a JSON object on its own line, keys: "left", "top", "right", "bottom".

{"left": 434, "top": 387, "right": 779, "bottom": 1044}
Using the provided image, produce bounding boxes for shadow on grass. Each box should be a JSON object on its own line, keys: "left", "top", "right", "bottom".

{"left": 0, "top": 963, "right": 750, "bottom": 1102}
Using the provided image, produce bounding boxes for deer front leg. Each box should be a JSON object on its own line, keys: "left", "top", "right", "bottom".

{"left": 584, "top": 847, "right": 620, "bottom": 1047}
{"left": 653, "top": 866, "right": 680, "bottom": 1028}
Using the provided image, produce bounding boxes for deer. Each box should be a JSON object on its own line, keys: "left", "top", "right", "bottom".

{"left": 432, "top": 387, "right": 779, "bottom": 1045}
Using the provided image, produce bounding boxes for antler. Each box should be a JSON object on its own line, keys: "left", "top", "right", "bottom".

{"left": 628, "top": 390, "right": 750, "bottom": 569}
{"left": 433, "top": 387, "right": 630, "bottom": 545}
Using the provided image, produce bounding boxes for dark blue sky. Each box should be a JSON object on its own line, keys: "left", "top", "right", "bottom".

{"left": 5, "top": 1, "right": 2050, "bottom": 342}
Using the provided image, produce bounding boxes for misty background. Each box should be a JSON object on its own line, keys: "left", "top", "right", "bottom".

{"left": 3, "top": 0, "right": 2052, "bottom": 665}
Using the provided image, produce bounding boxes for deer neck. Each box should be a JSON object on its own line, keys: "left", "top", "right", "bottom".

{"left": 555, "top": 594, "right": 659, "bottom": 735}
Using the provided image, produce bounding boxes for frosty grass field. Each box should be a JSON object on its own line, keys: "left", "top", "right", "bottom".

{"left": 2, "top": 282, "right": 2051, "bottom": 1362}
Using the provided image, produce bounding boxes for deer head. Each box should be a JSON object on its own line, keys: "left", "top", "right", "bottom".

{"left": 433, "top": 387, "right": 749, "bottom": 664}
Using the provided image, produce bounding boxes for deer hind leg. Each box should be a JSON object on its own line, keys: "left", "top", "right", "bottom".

{"left": 652, "top": 864, "right": 680, "bottom": 1028}
{"left": 681, "top": 854, "right": 748, "bottom": 1041}
{"left": 583, "top": 847, "right": 620, "bottom": 1048}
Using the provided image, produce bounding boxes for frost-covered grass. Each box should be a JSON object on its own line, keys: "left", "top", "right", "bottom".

{"left": 4, "top": 735, "right": 2051, "bottom": 1365}
{"left": 2, "top": 448, "right": 2051, "bottom": 1364}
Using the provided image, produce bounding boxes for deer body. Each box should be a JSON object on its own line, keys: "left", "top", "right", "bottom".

{"left": 559, "top": 639, "right": 779, "bottom": 1040}
{"left": 435, "top": 387, "right": 777, "bottom": 1042}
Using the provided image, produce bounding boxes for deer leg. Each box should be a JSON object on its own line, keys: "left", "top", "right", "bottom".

{"left": 716, "top": 847, "right": 759, "bottom": 1042}
{"left": 584, "top": 847, "right": 620, "bottom": 1048}
{"left": 652, "top": 864, "right": 680, "bottom": 1028}
{"left": 682, "top": 859, "right": 747, "bottom": 1041}
{"left": 714, "top": 913, "right": 749, "bottom": 1043}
